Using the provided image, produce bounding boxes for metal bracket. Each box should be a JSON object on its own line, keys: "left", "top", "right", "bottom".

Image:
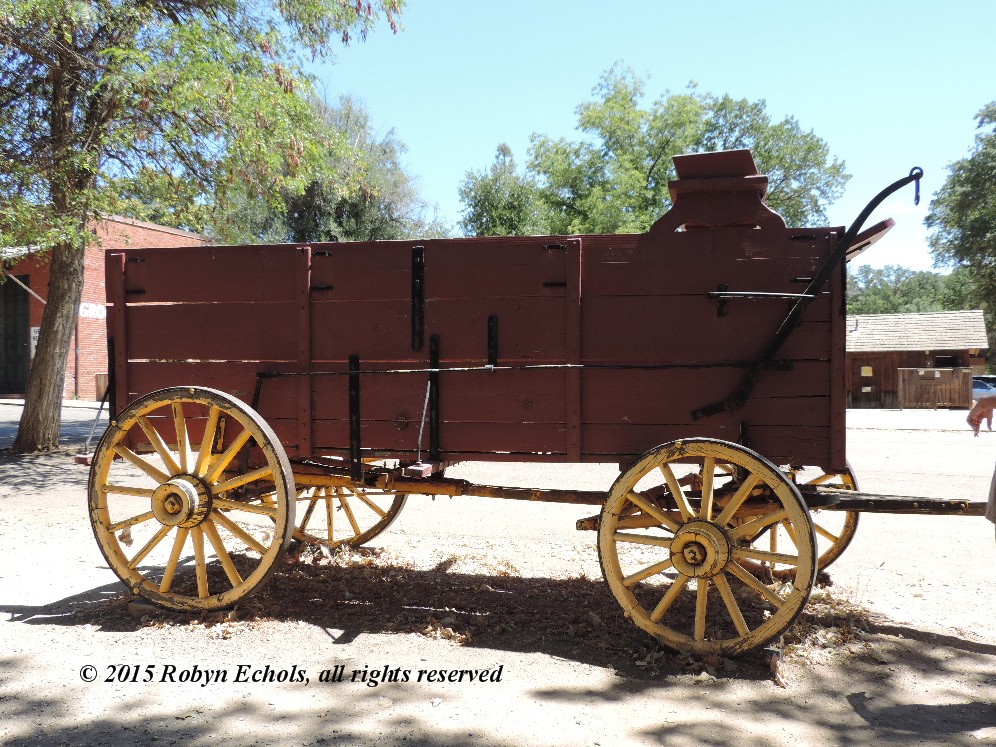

{"left": 411, "top": 246, "right": 425, "bottom": 351}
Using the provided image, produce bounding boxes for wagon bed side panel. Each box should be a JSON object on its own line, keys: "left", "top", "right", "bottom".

{"left": 106, "top": 180, "right": 846, "bottom": 467}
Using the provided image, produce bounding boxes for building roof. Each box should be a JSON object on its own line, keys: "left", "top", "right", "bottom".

{"left": 846, "top": 310, "right": 989, "bottom": 352}
{"left": 100, "top": 214, "right": 207, "bottom": 240}
{"left": 0, "top": 245, "right": 39, "bottom": 263}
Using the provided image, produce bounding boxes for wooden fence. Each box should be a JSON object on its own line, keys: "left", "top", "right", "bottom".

{"left": 897, "top": 367, "right": 972, "bottom": 409}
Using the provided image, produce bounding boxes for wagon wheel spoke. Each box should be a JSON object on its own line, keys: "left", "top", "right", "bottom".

{"left": 89, "top": 387, "right": 294, "bottom": 612}
{"left": 212, "top": 498, "right": 279, "bottom": 518}
{"left": 112, "top": 445, "right": 170, "bottom": 484}
{"left": 732, "top": 546, "right": 799, "bottom": 567}
{"left": 700, "top": 457, "right": 716, "bottom": 521}
{"left": 172, "top": 403, "right": 190, "bottom": 474}
{"left": 104, "top": 485, "right": 157, "bottom": 499}
{"left": 659, "top": 464, "right": 693, "bottom": 521}
{"left": 159, "top": 527, "right": 190, "bottom": 594}
{"left": 325, "top": 488, "right": 336, "bottom": 540}
{"left": 191, "top": 526, "right": 209, "bottom": 598}
{"left": 692, "top": 579, "right": 709, "bottom": 641}
{"left": 205, "top": 430, "right": 253, "bottom": 484}
{"left": 814, "top": 522, "right": 842, "bottom": 543}
{"left": 650, "top": 573, "right": 689, "bottom": 622}
{"left": 106, "top": 511, "right": 156, "bottom": 533}
{"left": 137, "top": 417, "right": 181, "bottom": 476}
{"left": 713, "top": 572, "right": 750, "bottom": 637}
{"left": 126, "top": 524, "right": 172, "bottom": 570}
{"left": 622, "top": 491, "right": 681, "bottom": 533}
{"left": 725, "top": 561, "right": 785, "bottom": 608}
{"left": 337, "top": 487, "right": 363, "bottom": 536}
{"left": 714, "top": 473, "right": 760, "bottom": 527}
{"left": 599, "top": 438, "right": 815, "bottom": 656}
{"left": 294, "top": 489, "right": 321, "bottom": 535}
{"left": 727, "top": 509, "right": 789, "bottom": 542}
{"left": 203, "top": 519, "right": 244, "bottom": 589}
{"left": 622, "top": 557, "right": 675, "bottom": 588}
{"left": 214, "top": 466, "right": 274, "bottom": 495}
{"left": 194, "top": 406, "right": 222, "bottom": 478}
{"left": 210, "top": 510, "right": 269, "bottom": 555}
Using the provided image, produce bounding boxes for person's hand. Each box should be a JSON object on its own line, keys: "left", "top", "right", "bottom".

{"left": 967, "top": 394, "right": 996, "bottom": 437}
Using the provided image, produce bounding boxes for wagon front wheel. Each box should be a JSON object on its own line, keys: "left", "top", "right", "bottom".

{"left": 89, "top": 387, "right": 295, "bottom": 612}
{"left": 598, "top": 438, "right": 816, "bottom": 657}
{"left": 782, "top": 466, "right": 860, "bottom": 577}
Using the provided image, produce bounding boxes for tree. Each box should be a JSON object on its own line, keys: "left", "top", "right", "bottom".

{"left": 926, "top": 102, "right": 996, "bottom": 366}
{"left": 459, "top": 144, "right": 548, "bottom": 236}
{"left": 459, "top": 65, "right": 850, "bottom": 236}
{"left": 183, "top": 95, "right": 445, "bottom": 243}
{"left": 845, "top": 265, "right": 976, "bottom": 315}
{"left": 0, "top": 0, "right": 403, "bottom": 452}
{"left": 283, "top": 96, "right": 447, "bottom": 242}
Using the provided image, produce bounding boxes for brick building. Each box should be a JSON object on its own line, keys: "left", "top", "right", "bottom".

{"left": 1, "top": 216, "right": 208, "bottom": 400}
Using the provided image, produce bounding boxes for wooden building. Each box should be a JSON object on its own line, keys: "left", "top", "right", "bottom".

{"left": 846, "top": 309, "right": 989, "bottom": 408}
{"left": 1, "top": 217, "right": 208, "bottom": 400}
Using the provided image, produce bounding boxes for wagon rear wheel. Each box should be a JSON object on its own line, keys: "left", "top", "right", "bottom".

{"left": 598, "top": 438, "right": 816, "bottom": 657}
{"left": 88, "top": 387, "right": 295, "bottom": 612}
{"left": 288, "top": 479, "right": 407, "bottom": 549}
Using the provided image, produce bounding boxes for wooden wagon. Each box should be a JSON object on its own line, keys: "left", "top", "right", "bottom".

{"left": 88, "top": 149, "right": 977, "bottom": 656}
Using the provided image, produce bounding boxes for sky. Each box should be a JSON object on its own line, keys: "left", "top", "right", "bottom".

{"left": 308, "top": 0, "right": 993, "bottom": 273}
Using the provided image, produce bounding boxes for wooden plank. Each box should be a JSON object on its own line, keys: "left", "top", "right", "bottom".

{"left": 279, "top": 419, "right": 570, "bottom": 458}
{"left": 126, "top": 361, "right": 295, "bottom": 405}
{"left": 125, "top": 301, "right": 297, "bottom": 361}
{"left": 582, "top": 296, "right": 832, "bottom": 363}
{"left": 582, "top": 231, "right": 837, "bottom": 297}
{"left": 309, "top": 241, "right": 414, "bottom": 300}
{"left": 126, "top": 361, "right": 570, "bottom": 427}
{"left": 425, "top": 297, "right": 567, "bottom": 363}
{"left": 581, "top": 422, "right": 832, "bottom": 466}
{"left": 119, "top": 244, "right": 302, "bottom": 303}
{"left": 423, "top": 237, "right": 571, "bottom": 299}
{"left": 581, "top": 366, "right": 830, "bottom": 425}
{"left": 807, "top": 488, "right": 986, "bottom": 516}
{"left": 310, "top": 299, "right": 417, "bottom": 362}
{"left": 311, "top": 368, "right": 567, "bottom": 424}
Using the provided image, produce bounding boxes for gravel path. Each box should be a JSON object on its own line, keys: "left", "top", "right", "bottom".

{"left": 1, "top": 404, "right": 995, "bottom": 746}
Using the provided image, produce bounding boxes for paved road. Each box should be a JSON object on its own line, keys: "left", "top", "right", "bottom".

{"left": 0, "top": 400, "right": 109, "bottom": 452}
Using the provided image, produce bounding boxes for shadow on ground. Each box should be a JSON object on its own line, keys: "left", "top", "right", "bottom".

{"left": 5, "top": 544, "right": 996, "bottom": 684}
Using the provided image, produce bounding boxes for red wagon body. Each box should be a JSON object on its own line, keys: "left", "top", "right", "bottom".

{"left": 106, "top": 150, "right": 848, "bottom": 470}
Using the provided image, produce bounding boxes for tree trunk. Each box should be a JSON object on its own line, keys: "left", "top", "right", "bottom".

{"left": 11, "top": 238, "right": 86, "bottom": 453}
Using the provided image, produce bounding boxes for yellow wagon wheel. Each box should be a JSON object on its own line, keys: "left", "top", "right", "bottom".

{"left": 598, "top": 438, "right": 816, "bottom": 657}
{"left": 772, "top": 466, "right": 860, "bottom": 578}
{"left": 289, "top": 479, "right": 407, "bottom": 549}
{"left": 88, "top": 387, "right": 295, "bottom": 612}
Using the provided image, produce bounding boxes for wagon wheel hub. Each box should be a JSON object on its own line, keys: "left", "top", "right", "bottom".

{"left": 669, "top": 520, "right": 731, "bottom": 578}
{"left": 151, "top": 475, "right": 212, "bottom": 528}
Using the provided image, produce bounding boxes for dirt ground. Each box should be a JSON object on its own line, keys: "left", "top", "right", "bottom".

{"left": 1, "top": 403, "right": 995, "bottom": 746}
